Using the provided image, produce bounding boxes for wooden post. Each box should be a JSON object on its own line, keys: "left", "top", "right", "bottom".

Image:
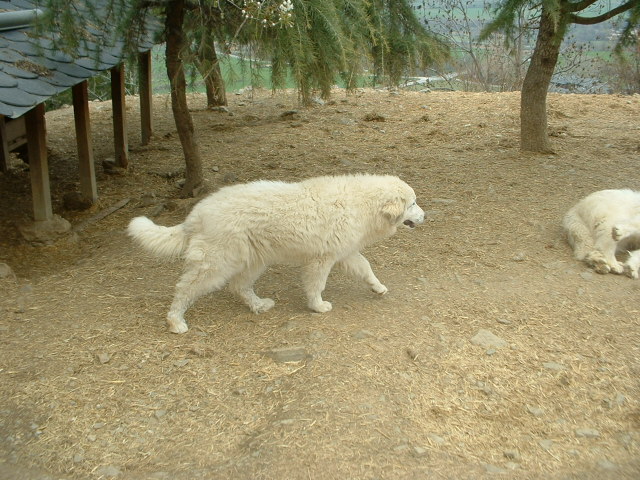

{"left": 110, "top": 63, "right": 129, "bottom": 168}
{"left": 0, "top": 115, "right": 9, "bottom": 172}
{"left": 72, "top": 81, "right": 97, "bottom": 203}
{"left": 138, "top": 50, "right": 153, "bottom": 146}
{"left": 24, "top": 103, "right": 52, "bottom": 222}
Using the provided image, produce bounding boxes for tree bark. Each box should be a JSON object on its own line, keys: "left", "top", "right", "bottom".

{"left": 520, "top": 7, "right": 566, "bottom": 153}
{"left": 165, "top": 0, "right": 204, "bottom": 197}
{"left": 198, "top": 41, "right": 227, "bottom": 107}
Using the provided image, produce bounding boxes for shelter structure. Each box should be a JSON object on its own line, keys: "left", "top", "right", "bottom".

{"left": 0, "top": 0, "right": 159, "bottom": 242}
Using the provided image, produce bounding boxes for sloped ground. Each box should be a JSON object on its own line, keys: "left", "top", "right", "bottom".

{"left": 0, "top": 89, "right": 639, "bottom": 479}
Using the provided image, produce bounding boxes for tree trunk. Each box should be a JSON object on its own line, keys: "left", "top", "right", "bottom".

{"left": 198, "top": 42, "right": 227, "bottom": 107}
{"left": 520, "top": 7, "right": 566, "bottom": 153}
{"left": 165, "top": 0, "right": 204, "bottom": 197}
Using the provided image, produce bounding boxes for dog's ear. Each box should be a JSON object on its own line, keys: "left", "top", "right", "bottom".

{"left": 381, "top": 198, "right": 405, "bottom": 222}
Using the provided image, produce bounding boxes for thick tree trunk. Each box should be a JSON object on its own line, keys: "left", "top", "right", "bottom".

{"left": 198, "top": 42, "right": 227, "bottom": 107}
{"left": 520, "top": 8, "right": 566, "bottom": 153}
{"left": 165, "top": 0, "right": 204, "bottom": 197}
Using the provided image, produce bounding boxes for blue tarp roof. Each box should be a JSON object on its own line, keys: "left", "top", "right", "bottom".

{"left": 0, "top": 0, "right": 160, "bottom": 118}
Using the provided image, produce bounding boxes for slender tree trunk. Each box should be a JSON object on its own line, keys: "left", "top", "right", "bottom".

{"left": 520, "top": 7, "right": 566, "bottom": 153}
{"left": 165, "top": 0, "right": 204, "bottom": 197}
{"left": 198, "top": 41, "right": 227, "bottom": 107}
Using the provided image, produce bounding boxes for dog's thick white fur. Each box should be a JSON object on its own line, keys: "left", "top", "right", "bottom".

{"left": 562, "top": 189, "right": 640, "bottom": 279}
{"left": 128, "top": 174, "right": 425, "bottom": 333}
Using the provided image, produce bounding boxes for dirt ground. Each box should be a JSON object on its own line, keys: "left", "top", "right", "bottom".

{"left": 0, "top": 88, "right": 639, "bottom": 480}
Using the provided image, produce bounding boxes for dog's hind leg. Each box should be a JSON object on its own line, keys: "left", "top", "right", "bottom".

{"left": 592, "top": 227, "right": 624, "bottom": 274}
{"left": 339, "top": 252, "right": 388, "bottom": 295}
{"left": 228, "top": 266, "right": 275, "bottom": 313}
{"left": 563, "top": 213, "right": 594, "bottom": 261}
{"left": 166, "top": 260, "right": 235, "bottom": 334}
{"left": 301, "top": 259, "right": 335, "bottom": 313}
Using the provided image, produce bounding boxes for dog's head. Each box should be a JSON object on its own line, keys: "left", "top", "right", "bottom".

{"left": 381, "top": 181, "right": 425, "bottom": 229}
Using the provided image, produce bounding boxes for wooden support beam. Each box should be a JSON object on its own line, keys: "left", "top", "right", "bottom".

{"left": 0, "top": 115, "right": 9, "bottom": 172}
{"left": 110, "top": 63, "right": 129, "bottom": 168}
{"left": 24, "top": 103, "right": 52, "bottom": 222}
{"left": 72, "top": 81, "right": 97, "bottom": 203}
{"left": 138, "top": 50, "right": 153, "bottom": 146}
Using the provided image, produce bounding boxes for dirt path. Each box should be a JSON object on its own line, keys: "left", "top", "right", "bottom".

{"left": 0, "top": 89, "right": 639, "bottom": 479}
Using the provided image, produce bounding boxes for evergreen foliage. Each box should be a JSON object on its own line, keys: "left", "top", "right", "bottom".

{"left": 481, "top": 0, "right": 639, "bottom": 46}
{"left": 36, "top": 0, "right": 449, "bottom": 104}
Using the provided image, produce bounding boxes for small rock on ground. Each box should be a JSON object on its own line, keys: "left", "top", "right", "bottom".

{"left": 470, "top": 329, "right": 508, "bottom": 348}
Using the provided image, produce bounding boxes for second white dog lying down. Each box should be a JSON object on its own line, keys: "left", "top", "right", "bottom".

{"left": 128, "top": 174, "right": 425, "bottom": 333}
{"left": 562, "top": 189, "right": 640, "bottom": 279}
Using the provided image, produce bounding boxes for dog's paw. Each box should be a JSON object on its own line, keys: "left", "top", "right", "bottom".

{"left": 310, "top": 300, "right": 333, "bottom": 313}
{"left": 624, "top": 264, "right": 640, "bottom": 279}
{"left": 585, "top": 252, "right": 612, "bottom": 274}
{"left": 168, "top": 319, "right": 189, "bottom": 334}
{"left": 371, "top": 283, "right": 388, "bottom": 295}
{"left": 251, "top": 298, "right": 275, "bottom": 314}
{"left": 610, "top": 261, "right": 625, "bottom": 275}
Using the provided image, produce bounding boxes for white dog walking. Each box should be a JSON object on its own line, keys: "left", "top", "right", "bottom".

{"left": 562, "top": 189, "right": 640, "bottom": 278}
{"left": 128, "top": 174, "right": 425, "bottom": 333}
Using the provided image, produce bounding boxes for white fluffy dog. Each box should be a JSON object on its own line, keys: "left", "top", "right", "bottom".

{"left": 562, "top": 189, "right": 640, "bottom": 278}
{"left": 128, "top": 174, "right": 425, "bottom": 333}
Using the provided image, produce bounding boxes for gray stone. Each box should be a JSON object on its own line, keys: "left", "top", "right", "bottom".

{"left": 539, "top": 439, "right": 553, "bottom": 450}
{"left": 0, "top": 263, "right": 15, "bottom": 280}
{"left": 265, "top": 346, "right": 309, "bottom": 363}
{"left": 95, "top": 465, "right": 122, "bottom": 478}
{"left": 483, "top": 463, "right": 507, "bottom": 474}
{"left": 427, "top": 433, "right": 446, "bottom": 446}
{"left": 470, "top": 329, "right": 508, "bottom": 348}
{"left": 63, "top": 191, "right": 93, "bottom": 211}
{"left": 503, "top": 450, "right": 520, "bottom": 461}
{"left": 597, "top": 460, "right": 617, "bottom": 471}
{"left": 526, "top": 405, "right": 545, "bottom": 417}
{"left": 97, "top": 353, "right": 111, "bottom": 364}
{"left": 576, "top": 428, "right": 600, "bottom": 438}
{"left": 18, "top": 215, "right": 72, "bottom": 244}
{"left": 413, "top": 446, "right": 427, "bottom": 457}
{"left": 543, "top": 361, "right": 566, "bottom": 371}
{"left": 352, "top": 329, "right": 376, "bottom": 340}
{"left": 512, "top": 252, "right": 527, "bottom": 262}
{"left": 579, "top": 272, "right": 594, "bottom": 281}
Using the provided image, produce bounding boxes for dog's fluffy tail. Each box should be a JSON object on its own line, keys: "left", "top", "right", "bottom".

{"left": 127, "top": 216, "right": 188, "bottom": 259}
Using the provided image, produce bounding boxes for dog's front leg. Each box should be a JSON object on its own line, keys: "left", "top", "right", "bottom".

{"left": 338, "top": 252, "right": 388, "bottom": 294}
{"left": 302, "top": 259, "right": 335, "bottom": 313}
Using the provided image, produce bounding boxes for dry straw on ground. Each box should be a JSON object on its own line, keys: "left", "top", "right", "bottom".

{"left": 0, "top": 88, "right": 639, "bottom": 479}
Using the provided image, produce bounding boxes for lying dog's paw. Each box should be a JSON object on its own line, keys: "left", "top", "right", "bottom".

{"left": 624, "top": 264, "right": 640, "bottom": 279}
{"left": 586, "top": 252, "right": 612, "bottom": 274}
{"left": 371, "top": 284, "right": 388, "bottom": 295}
{"left": 610, "top": 260, "right": 625, "bottom": 274}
